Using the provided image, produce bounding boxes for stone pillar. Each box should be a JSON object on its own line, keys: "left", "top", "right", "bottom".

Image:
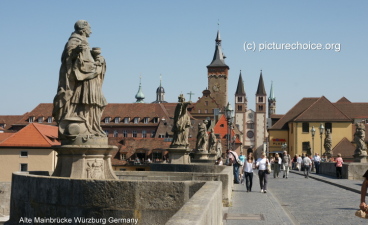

{"left": 167, "top": 147, "right": 191, "bottom": 164}
{"left": 353, "top": 153, "right": 368, "bottom": 163}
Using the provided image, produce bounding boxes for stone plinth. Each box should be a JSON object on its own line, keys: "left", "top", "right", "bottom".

{"left": 167, "top": 147, "right": 191, "bottom": 164}
{"left": 52, "top": 145, "right": 117, "bottom": 179}
{"left": 353, "top": 153, "right": 368, "bottom": 163}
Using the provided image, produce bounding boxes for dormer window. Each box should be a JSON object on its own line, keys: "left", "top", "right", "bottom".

{"left": 47, "top": 117, "right": 53, "bottom": 123}
{"left": 143, "top": 117, "right": 149, "bottom": 124}
{"left": 0, "top": 123, "right": 5, "bottom": 128}
{"left": 104, "top": 117, "right": 111, "bottom": 123}
{"left": 124, "top": 117, "right": 130, "bottom": 124}
{"left": 28, "top": 117, "right": 34, "bottom": 123}
{"left": 38, "top": 117, "right": 44, "bottom": 123}
{"left": 153, "top": 117, "right": 159, "bottom": 123}
{"left": 114, "top": 117, "right": 120, "bottom": 124}
{"left": 134, "top": 117, "right": 140, "bottom": 124}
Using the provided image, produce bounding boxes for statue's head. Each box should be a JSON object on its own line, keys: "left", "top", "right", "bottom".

{"left": 74, "top": 20, "right": 92, "bottom": 37}
{"left": 178, "top": 94, "right": 185, "bottom": 103}
{"left": 203, "top": 120, "right": 208, "bottom": 124}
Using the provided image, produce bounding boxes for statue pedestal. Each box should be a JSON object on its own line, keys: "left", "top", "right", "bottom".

{"left": 167, "top": 147, "right": 191, "bottom": 164}
{"left": 353, "top": 152, "right": 368, "bottom": 163}
{"left": 52, "top": 144, "right": 118, "bottom": 179}
{"left": 193, "top": 151, "right": 210, "bottom": 160}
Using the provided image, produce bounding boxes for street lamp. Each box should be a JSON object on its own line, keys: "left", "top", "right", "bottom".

{"left": 225, "top": 102, "right": 234, "bottom": 150}
{"left": 319, "top": 123, "right": 325, "bottom": 156}
{"left": 311, "top": 126, "right": 316, "bottom": 155}
{"left": 281, "top": 143, "right": 288, "bottom": 153}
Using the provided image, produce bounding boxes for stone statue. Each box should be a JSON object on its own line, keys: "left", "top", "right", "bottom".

{"left": 196, "top": 120, "right": 209, "bottom": 152}
{"left": 216, "top": 140, "right": 222, "bottom": 158}
{"left": 354, "top": 122, "right": 367, "bottom": 156}
{"left": 53, "top": 20, "right": 107, "bottom": 144}
{"left": 170, "top": 94, "right": 191, "bottom": 148}
{"left": 324, "top": 129, "right": 332, "bottom": 155}
{"left": 208, "top": 128, "right": 217, "bottom": 153}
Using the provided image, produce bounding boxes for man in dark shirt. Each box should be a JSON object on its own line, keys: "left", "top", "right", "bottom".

{"left": 360, "top": 170, "right": 368, "bottom": 212}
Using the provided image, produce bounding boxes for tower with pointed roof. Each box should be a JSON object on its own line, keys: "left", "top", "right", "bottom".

{"left": 152, "top": 75, "right": 167, "bottom": 103}
{"left": 234, "top": 70, "right": 247, "bottom": 145}
{"left": 207, "top": 30, "right": 229, "bottom": 110}
{"left": 255, "top": 71, "right": 267, "bottom": 156}
{"left": 135, "top": 77, "right": 145, "bottom": 103}
{"left": 268, "top": 81, "right": 276, "bottom": 117}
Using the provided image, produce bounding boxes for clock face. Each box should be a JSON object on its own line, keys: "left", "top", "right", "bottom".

{"left": 248, "top": 113, "right": 253, "bottom": 119}
{"left": 212, "top": 83, "right": 220, "bottom": 92}
{"left": 247, "top": 131, "right": 254, "bottom": 138}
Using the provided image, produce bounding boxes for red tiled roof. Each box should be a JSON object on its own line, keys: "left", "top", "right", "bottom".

{"left": 294, "top": 96, "right": 351, "bottom": 122}
{"left": 0, "top": 133, "right": 14, "bottom": 143}
{"left": 334, "top": 103, "right": 368, "bottom": 119}
{"left": 0, "top": 114, "right": 28, "bottom": 129}
{"left": 335, "top": 97, "right": 351, "bottom": 104}
{"left": 332, "top": 137, "right": 355, "bottom": 158}
{"left": 0, "top": 123, "right": 60, "bottom": 147}
{"left": 270, "top": 98, "right": 319, "bottom": 130}
{"left": 213, "top": 114, "right": 241, "bottom": 144}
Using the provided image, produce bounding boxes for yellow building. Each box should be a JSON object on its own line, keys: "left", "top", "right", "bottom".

{"left": 0, "top": 123, "right": 59, "bottom": 181}
{"left": 269, "top": 96, "right": 368, "bottom": 159}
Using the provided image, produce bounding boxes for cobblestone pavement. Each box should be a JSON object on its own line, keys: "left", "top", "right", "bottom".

{"left": 224, "top": 171, "right": 367, "bottom": 225}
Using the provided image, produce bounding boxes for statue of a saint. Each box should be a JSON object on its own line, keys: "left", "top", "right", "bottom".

{"left": 170, "top": 94, "right": 191, "bottom": 148}
{"left": 216, "top": 140, "right": 222, "bottom": 158}
{"left": 354, "top": 122, "right": 367, "bottom": 156}
{"left": 53, "top": 20, "right": 107, "bottom": 142}
{"left": 208, "top": 128, "right": 217, "bottom": 153}
{"left": 196, "top": 120, "right": 209, "bottom": 152}
{"left": 324, "top": 129, "right": 332, "bottom": 154}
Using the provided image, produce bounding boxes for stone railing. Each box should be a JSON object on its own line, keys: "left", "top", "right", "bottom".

{"left": 320, "top": 162, "right": 367, "bottom": 180}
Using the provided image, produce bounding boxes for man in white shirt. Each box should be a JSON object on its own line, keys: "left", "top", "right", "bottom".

{"left": 303, "top": 154, "right": 312, "bottom": 178}
{"left": 313, "top": 153, "right": 321, "bottom": 174}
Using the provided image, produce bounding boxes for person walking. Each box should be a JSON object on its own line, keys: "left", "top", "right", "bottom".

{"left": 239, "top": 153, "right": 246, "bottom": 183}
{"left": 313, "top": 153, "right": 321, "bottom": 174}
{"left": 335, "top": 153, "right": 344, "bottom": 179}
{"left": 282, "top": 151, "right": 292, "bottom": 179}
{"left": 296, "top": 154, "right": 302, "bottom": 171}
{"left": 273, "top": 153, "right": 281, "bottom": 178}
{"left": 227, "top": 149, "right": 241, "bottom": 184}
{"left": 243, "top": 153, "right": 254, "bottom": 192}
{"left": 303, "top": 154, "right": 312, "bottom": 178}
{"left": 256, "top": 152, "right": 270, "bottom": 193}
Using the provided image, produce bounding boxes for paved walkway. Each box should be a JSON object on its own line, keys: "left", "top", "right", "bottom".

{"left": 223, "top": 170, "right": 368, "bottom": 225}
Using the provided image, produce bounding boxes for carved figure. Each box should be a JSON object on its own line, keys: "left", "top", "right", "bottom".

{"left": 53, "top": 20, "right": 107, "bottom": 141}
{"left": 208, "top": 128, "right": 217, "bottom": 152}
{"left": 86, "top": 159, "right": 104, "bottom": 179}
{"left": 170, "top": 94, "right": 191, "bottom": 148}
{"left": 324, "top": 129, "right": 332, "bottom": 154}
{"left": 216, "top": 140, "right": 222, "bottom": 158}
{"left": 196, "top": 120, "right": 209, "bottom": 152}
{"left": 354, "top": 122, "right": 367, "bottom": 155}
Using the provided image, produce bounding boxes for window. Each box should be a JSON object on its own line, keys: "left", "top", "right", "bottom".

{"left": 123, "top": 130, "right": 128, "bottom": 137}
{"left": 158, "top": 134, "right": 165, "bottom": 138}
{"left": 205, "top": 101, "right": 208, "bottom": 106}
{"left": 325, "top": 123, "right": 332, "bottom": 133}
{"left": 151, "top": 131, "right": 156, "bottom": 138}
{"left": 124, "top": 117, "right": 130, "bottom": 124}
{"left": 114, "top": 117, "right": 120, "bottom": 123}
{"left": 205, "top": 109, "right": 208, "bottom": 113}
{"left": 142, "top": 130, "right": 147, "bottom": 138}
{"left": 20, "top": 151, "right": 28, "bottom": 157}
{"left": 258, "top": 105, "right": 263, "bottom": 111}
{"left": 238, "top": 96, "right": 243, "bottom": 102}
{"left": 143, "top": 117, "right": 149, "bottom": 124}
{"left": 258, "top": 97, "right": 263, "bottom": 102}
{"left": 153, "top": 151, "right": 163, "bottom": 161}
{"left": 104, "top": 117, "right": 111, "bottom": 123}
{"left": 38, "top": 117, "right": 44, "bottom": 123}
{"left": 198, "top": 110, "right": 201, "bottom": 113}
{"left": 302, "top": 122, "right": 309, "bottom": 133}
{"left": 153, "top": 117, "right": 159, "bottom": 123}
{"left": 113, "top": 130, "right": 118, "bottom": 137}
{"left": 104, "top": 130, "right": 109, "bottom": 136}
{"left": 238, "top": 105, "right": 242, "bottom": 111}
{"left": 29, "top": 117, "right": 34, "bottom": 123}
{"left": 134, "top": 117, "right": 139, "bottom": 124}
{"left": 20, "top": 163, "right": 28, "bottom": 172}
{"left": 47, "top": 117, "right": 53, "bottom": 123}
{"left": 120, "top": 153, "right": 127, "bottom": 160}
{"left": 302, "top": 142, "right": 311, "bottom": 152}
{"left": 0, "top": 123, "right": 5, "bottom": 128}
{"left": 132, "top": 130, "right": 137, "bottom": 137}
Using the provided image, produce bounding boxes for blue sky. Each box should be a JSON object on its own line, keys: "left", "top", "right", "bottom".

{"left": 0, "top": 1, "right": 367, "bottom": 115}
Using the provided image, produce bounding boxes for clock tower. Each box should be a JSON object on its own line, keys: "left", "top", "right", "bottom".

{"left": 207, "top": 30, "right": 229, "bottom": 110}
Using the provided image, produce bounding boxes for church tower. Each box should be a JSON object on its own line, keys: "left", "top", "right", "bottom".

{"left": 268, "top": 81, "right": 276, "bottom": 117}
{"left": 234, "top": 70, "right": 247, "bottom": 145}
{"left": 135, "top": 77, "right": 145, "bottom": 103}
{"left": 206, "top": 30, "right": 229, "bottom": 110}
{"left": 255, "top": 71, "right": 267, "bottom": 155}
{"left": 152, "top": 75, "right": 167, "bottom": 103}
